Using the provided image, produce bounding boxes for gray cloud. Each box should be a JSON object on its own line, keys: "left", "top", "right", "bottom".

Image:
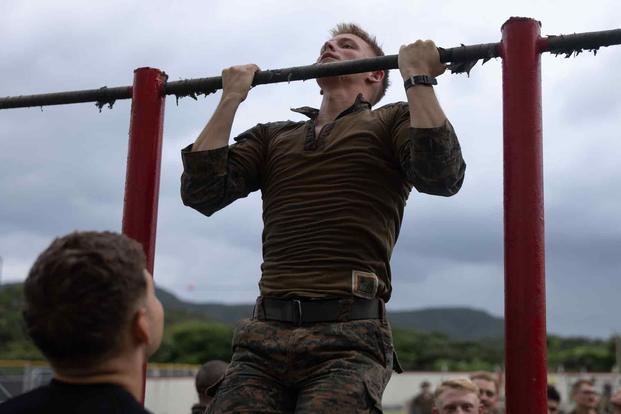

{"left": 1, "top": 0, "right": 620, "bottom": 338}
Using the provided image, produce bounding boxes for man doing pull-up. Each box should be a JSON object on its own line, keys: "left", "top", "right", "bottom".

{"left": 181, "top": 23, "right": 465, "bottom": 413}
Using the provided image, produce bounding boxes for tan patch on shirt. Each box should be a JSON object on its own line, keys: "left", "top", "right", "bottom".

{"left": 352, "top": 270, "right": 379, "bottom": 299}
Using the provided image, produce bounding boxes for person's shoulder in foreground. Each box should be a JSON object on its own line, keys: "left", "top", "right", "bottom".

{"left": 0, "top": 231, "right": 164, "bottom": 414}
{"left": 0, "top": 380, "right": 148, "bottom": 414}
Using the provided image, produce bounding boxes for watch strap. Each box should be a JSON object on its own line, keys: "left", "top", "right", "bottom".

{"left": 404, "top": 75, "right": 438, "bottom": 89}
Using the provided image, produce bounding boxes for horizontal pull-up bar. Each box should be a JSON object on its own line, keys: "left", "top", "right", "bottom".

{"left": 0, "top": 28, "right": 619, "bottom": 110}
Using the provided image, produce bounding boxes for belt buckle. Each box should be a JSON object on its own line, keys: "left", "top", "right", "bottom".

{"left": 293, "top": 299, "right": 302, "bottom": 326}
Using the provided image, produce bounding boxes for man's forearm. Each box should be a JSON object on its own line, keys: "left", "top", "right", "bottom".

{"left": 398, "top": 40, "right": 447, "bottom": 128}
{"left": 405, "top": 85, "right": 446, "bottom": 128}
{"left": 192, "top": 94, "right": 244, "bottom": 152}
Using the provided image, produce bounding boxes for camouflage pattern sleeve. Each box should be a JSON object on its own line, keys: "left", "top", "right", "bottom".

{"left": 180, "top": 124, "right": 267, "bottom": 216}
{"left": 388, "top": 103, "right": 466, "bottom": 196}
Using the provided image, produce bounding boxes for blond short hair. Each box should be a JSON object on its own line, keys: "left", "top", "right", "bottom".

{"left": 329, "top": 23, "right": 389, "bottom": 105}
{"left": 434, "top": 378, "right": 480, "bottom": 406}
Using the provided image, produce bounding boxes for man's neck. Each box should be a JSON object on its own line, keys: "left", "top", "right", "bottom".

{"left": 316, "top": 87, "right": 367, "bottom": 127}
{"left": 53, "top": 350, "right": 146, "bottom": 401}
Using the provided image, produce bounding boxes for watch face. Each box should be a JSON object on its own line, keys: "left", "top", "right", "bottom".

{"left": 404, "top": 75, "right": 437, "bottom": 89}
{"left": 415, "top": 75, "right": 435, "bottom": 85}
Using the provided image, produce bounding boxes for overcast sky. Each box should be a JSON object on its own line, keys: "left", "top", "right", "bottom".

{"left": 1, "top": 0, "right": 619, "bottom": 338}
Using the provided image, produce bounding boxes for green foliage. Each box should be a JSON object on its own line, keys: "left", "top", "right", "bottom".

{"left": 0, "top": 341, "right": 43, "bottom": 360}
{"left": 547, "top": 335, "right": 616, "bottom": 372}
{"left": 0, "top": 284, "right": 28, "bottom": 344}
{"left": 152, "top": 320, "right": 233, "bottom": 364}
{"left": 393, "top": 328, "right": 503, "bottom": 371}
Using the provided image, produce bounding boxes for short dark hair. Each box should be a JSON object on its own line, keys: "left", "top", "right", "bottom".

{"left": 23, "top": 231, "right": 147, "bottom": 370}
{"left": 548, "top": 385, "right": 561, "bottom": 402}
{"left": 330, "top": 23, "right": 389, "bottom": 105}
{"left": 470, "top": 371, "right": 499, "bottom": 392}
{"left": 572, "top": 378, "right": 594, "bottom": 396}
{"left": 196, "top": 360, "right": 228, "bottom": 402}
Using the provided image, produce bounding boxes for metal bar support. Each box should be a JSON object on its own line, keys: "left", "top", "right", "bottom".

{"left": 501, "top": 17, "right": 547, "bottom": 414}
{"left": 121, "top": 67, "right": 167, "bottom": 402}
{"left": 1, "top": 28, "right": 619, "bottom": 109}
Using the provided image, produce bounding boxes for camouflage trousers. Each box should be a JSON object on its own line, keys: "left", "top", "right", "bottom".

{"left": 206, "top": 317, "right": 396, "bottom": 413}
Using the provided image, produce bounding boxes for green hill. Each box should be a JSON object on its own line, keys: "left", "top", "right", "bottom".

{"left": 389, "top": 307, "right": 504, "bottom": 340}
{"left": 155, "top": 287, "right": 255, "bottom": 327}
{"left": 156, "top": 287, "right": 504, "bottom": 340}
{"left": 1, "top": 282, "right": 502, "bottom": 341}
{"left": 1, "top": 283, "right": 616, "bottom": 372}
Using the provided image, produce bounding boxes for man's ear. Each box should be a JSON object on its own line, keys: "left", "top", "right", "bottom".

{"left": 366, "top": 70, "right": 384, "bottom": 85}
{"left": 132, "top": 307, "right": 150, "bottom": 346}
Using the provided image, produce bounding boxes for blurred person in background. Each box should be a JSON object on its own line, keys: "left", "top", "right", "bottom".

{"left": 608, "top": 388, "right": 621, "bottom": 414}
{"left": 569, "top": 379, "right": 600, "bottom": 414}
{"left": 470, "top": 371, "right": 501, "bottom": 414}
{"left": 599, "top": 383, "right": 613, "bottom": 414}
{"left": 548, "top": 384, "right": 563, "bottom": 414}
{"left": 432, "top": 377, "right": 482, "bottom": 414}
{"left": 192, "top": 360, "right": 228, "bottom": 414}
{"left": 408, "top": 380, "right": 434, "bottom": 414}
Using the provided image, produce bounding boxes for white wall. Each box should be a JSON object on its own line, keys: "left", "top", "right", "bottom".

{"left": 145, "top": 377, "right": 197, "bottom": 414}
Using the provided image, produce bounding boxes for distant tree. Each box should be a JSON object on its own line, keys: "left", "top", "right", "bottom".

{"left": 153, "top": 320, "right": 233, "bottom": 364}
{"left": 392, "top": 328, "right": 503, "bottom": 371}
{"left": 547, "top": 335, "right": 615, "bottom": 372}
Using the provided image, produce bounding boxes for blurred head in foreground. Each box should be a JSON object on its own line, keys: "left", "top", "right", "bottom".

{"left": 23, "top": 231, "right": 164, "bottom": 398}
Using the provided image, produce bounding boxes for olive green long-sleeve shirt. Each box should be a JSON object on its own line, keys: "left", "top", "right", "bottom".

{"left": 181, "top": 95, "right": 465, "bottom": 302}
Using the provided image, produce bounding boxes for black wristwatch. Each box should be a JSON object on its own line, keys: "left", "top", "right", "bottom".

{"left": 404, "top": 75, "right": 437, "bottom": 90}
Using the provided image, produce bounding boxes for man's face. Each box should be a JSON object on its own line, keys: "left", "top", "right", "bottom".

{"left": 433, "top": 389, "right": 482, "bottom": 414}
{"left": 547, "top": 399, "right": 560, "bottom": 414}
{"left": 315, "top": 33, "right": 382, "bottom": 100}
{"left": 317, "top": 33, "right": 376, "bottom": 64}
{"left": 472, "top": 379, "right": 498, "bottom": 414}
{"left": 574, "top": 383, "right": 599, "bottom": 410}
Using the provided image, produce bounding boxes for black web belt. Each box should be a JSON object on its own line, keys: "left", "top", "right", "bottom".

{"left": 253, "top": 296, "right": 385, "bottom": 325}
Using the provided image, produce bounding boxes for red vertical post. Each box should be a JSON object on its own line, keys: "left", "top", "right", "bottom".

{"left": 122, "top": 67, "right": 167, "bottom": 403}
{"left": 122, "top": 67, "right": 167, "bottom": 273}
{"left": 500, "top": 18, "right": 547, "bottom": 414}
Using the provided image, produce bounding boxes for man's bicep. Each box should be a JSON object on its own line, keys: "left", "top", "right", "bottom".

{"left": 394, "top": 120, "right": 466, "bottom": 196}
{"left": 180, "top": 124, "right": 266, "bottom": 216}
{"left": 229, "top": 124, "right": 268, "bottom": 190}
